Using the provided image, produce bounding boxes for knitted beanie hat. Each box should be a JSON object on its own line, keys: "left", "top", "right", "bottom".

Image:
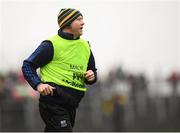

{"left": 58, "top": 8, "right": 83, "bottom": 29}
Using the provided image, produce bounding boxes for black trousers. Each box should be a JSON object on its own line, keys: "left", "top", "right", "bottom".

{"left": 39, "top": 101, "right": 76, "bottom": 132}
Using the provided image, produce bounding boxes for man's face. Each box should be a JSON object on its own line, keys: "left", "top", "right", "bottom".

{"left": 70, "top": 16, "right": 84, "bottom": 37}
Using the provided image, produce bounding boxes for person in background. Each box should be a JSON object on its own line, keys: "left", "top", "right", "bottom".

{"left": 22, "top": 8, "right": 97, "bottom": 132}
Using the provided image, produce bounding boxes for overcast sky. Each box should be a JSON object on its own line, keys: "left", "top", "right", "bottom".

{"left": 0, "top": 0, "right": 179, "bottom": 78}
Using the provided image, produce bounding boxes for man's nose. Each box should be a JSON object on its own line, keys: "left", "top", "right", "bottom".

{"left": 81, "top": 20, "right": 85, "bottom": 25}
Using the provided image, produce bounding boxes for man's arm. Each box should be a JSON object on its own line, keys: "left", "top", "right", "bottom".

{"left": 85, "top": 50, "right": 97, "bottom": 84}
{"left": 21, "top": 40, "right": 53, "bottom": 90}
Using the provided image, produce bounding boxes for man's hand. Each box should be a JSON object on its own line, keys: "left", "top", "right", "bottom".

{"left": 85, "top": 70, "right": 95, "bottom": 82}
{"left": 36, "top": 83, "right": 55, "bottom": 96}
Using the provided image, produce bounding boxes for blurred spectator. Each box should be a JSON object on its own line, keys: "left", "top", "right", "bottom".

{"left": 112, "top": 94, "right": 125, "bottom": 131}
{"left": 167, "top": 71, "right": 180, "bottom": 95}
{"left": 0, "top": 74, "right": 6, "bottom": 101}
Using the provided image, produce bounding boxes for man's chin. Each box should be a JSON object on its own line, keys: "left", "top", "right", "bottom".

{"left": 79, "top": 32, "right": 83, "bottom": 36}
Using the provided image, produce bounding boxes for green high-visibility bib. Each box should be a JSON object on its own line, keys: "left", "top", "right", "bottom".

{"left": 40, "top": 35, "right": 90, "bottom": 91}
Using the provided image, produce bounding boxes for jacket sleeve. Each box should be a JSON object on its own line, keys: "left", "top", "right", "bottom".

{"left": 85, "top": 49, "right": 97, "bottom": 84}
{"left": 21, "top": 40, "right": 53, "bottom": 90}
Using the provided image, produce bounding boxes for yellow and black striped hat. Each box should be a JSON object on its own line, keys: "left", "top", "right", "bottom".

{"left": 58, "top": 8, "right": 82, "bottom": 29}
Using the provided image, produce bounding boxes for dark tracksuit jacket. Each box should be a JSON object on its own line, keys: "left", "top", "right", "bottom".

{"left": 22, "top": 29, "right": 97, "bottom": 110}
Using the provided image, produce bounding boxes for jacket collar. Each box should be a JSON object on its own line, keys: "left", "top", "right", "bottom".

{"left": 58, "top": 29, "right": 80, "bottom": 40}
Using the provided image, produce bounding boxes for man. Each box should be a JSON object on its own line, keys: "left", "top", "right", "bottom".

{"left": 22, "top": 8, "right": 97, "bottom": 132}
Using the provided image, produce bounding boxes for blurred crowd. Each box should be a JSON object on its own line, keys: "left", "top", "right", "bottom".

{"left": 0, "top": 70, "right": 41, "bottom": 131}
{"left": 0, "top": 66, "right": 180, "bottom": 131}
